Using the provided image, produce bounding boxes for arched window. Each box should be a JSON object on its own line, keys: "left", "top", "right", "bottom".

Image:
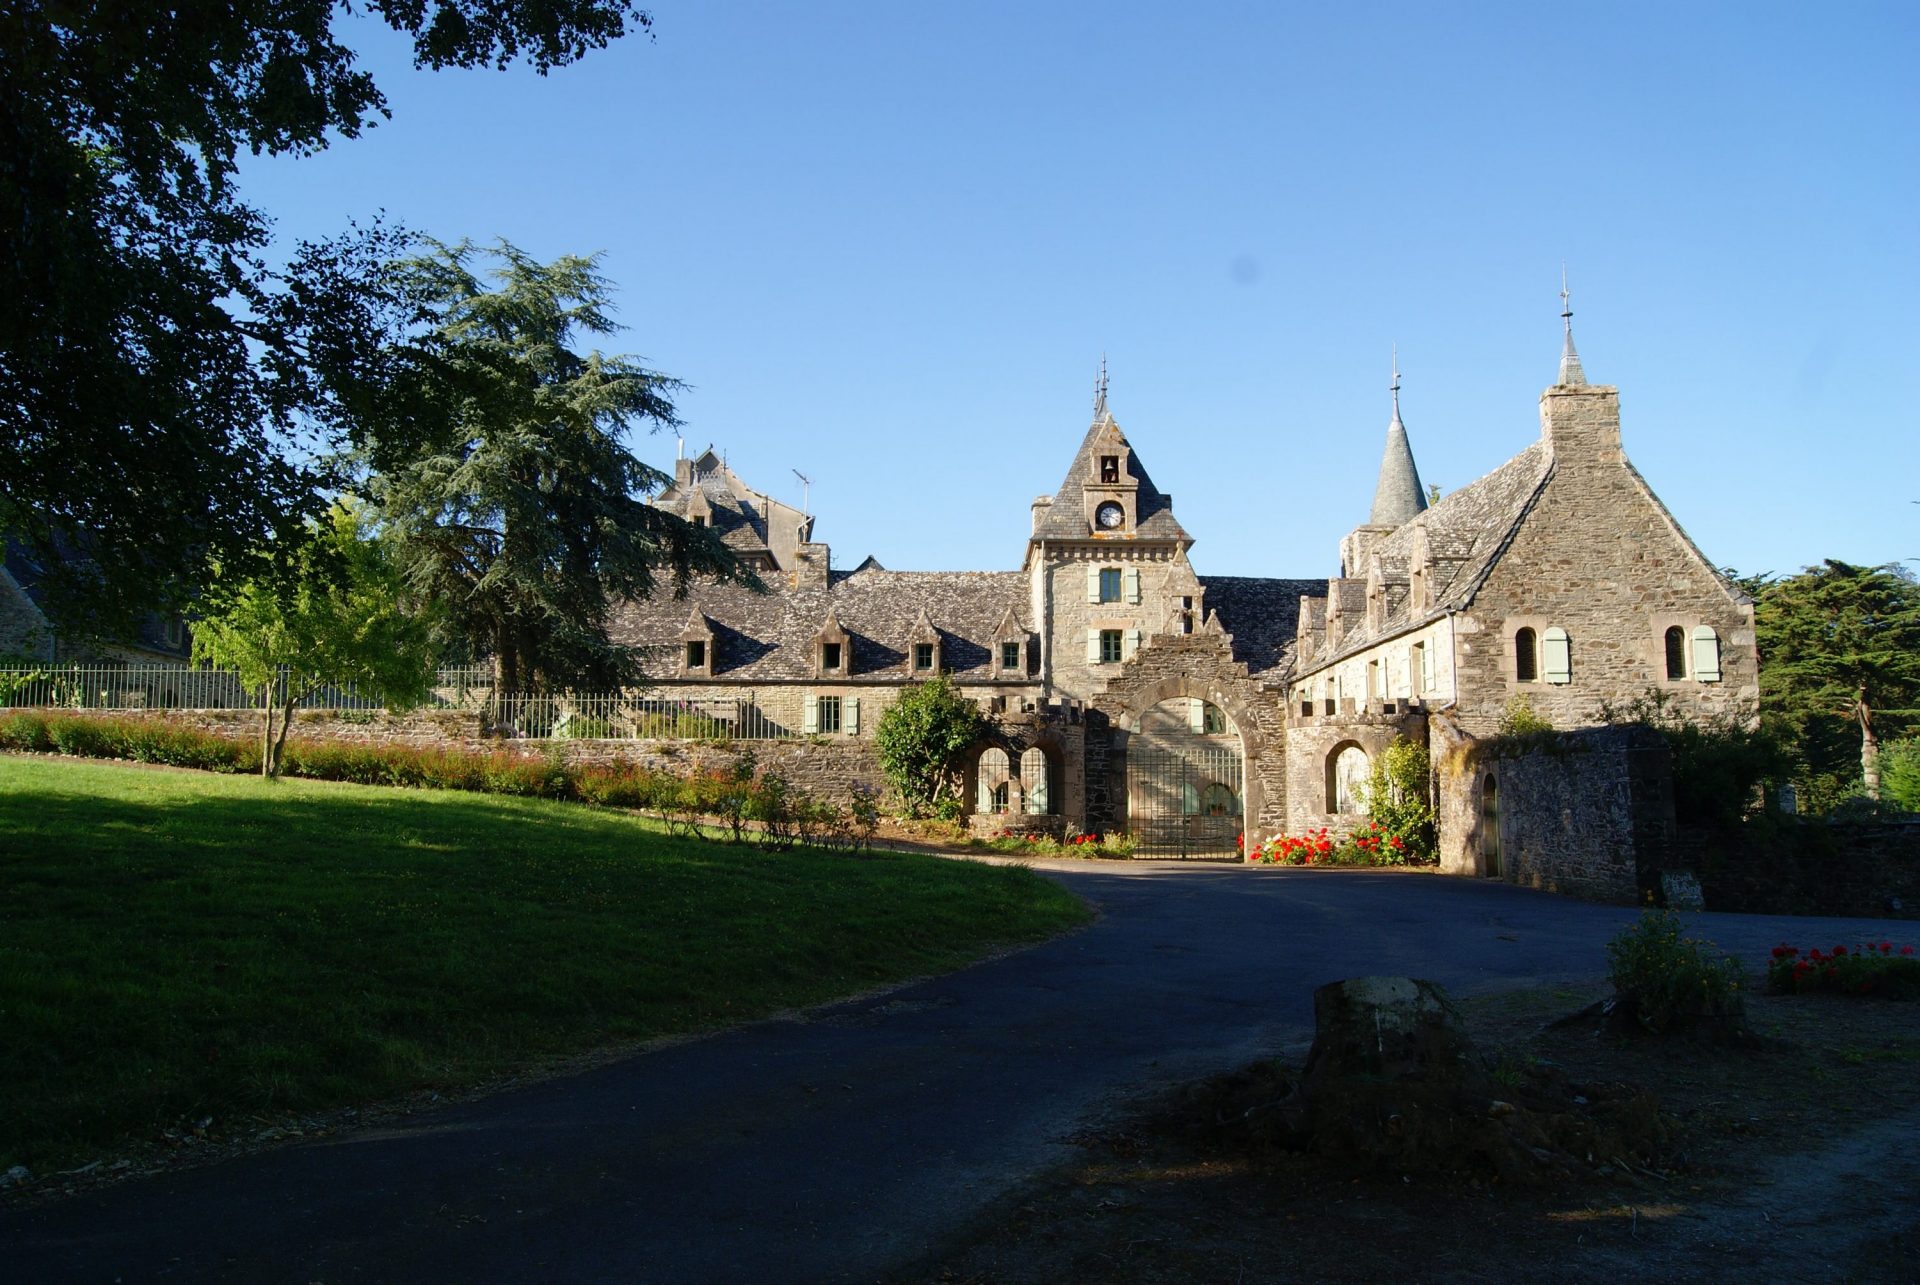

{"left": 976, "top": 748, "right": 1010, "bottom": 815}
{"left": 1514, "top": 628, "right": 1538, "bottom": 683}
{"left": 1326, "top": 743, "right": 1370, "bottom": 814}
{"left": 990, "top": 782, "right": 1011, "bottom": 814}
{"left": 1198, "top": 782, "right": 1238, "bottom": 817}
{"left": 1664, "top": 626, "right": 1688, "bottom": 680}
{"left": 1019, "top": 747, "right": 1051, "bottom": 815}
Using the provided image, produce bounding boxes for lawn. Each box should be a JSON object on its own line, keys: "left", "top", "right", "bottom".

{"left": 0, "top": 756, "right": 1089, "bottom": 1173}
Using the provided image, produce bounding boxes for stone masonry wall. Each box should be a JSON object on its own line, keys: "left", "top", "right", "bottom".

{"left": 1451, "top": 387, "right": 1757, "bottom": 737}
{"left": 1280, "top": 706, "right": 1427, "bottom": 841}
{"left": 91, "top": 708, "right": 887, "bottom": 805}
{"left": 1435, "top": 721, "right": 1675, "bottom": 905}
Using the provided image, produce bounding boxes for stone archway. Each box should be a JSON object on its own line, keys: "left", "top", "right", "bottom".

{"left": 1087, "top": 633, "right": 1276, "bottom": 856}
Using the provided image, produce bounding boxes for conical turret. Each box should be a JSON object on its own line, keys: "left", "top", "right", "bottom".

{"left": 1367, "top": 350, "right": 1428, "bottom": 528}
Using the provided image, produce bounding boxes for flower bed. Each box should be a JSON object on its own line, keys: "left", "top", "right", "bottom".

{"left": 1767, "top": 940, "right": 1920, "bottom": 999}
{"left": 973, "top": 829, "right": 1137, "bottom": 859}
{"left": 1244, "top": 820, "right": 1428, "bottom": 867}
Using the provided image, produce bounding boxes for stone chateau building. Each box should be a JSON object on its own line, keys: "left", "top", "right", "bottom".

{"left": 611, "top": 309, "right": 1757, "bottom": 889}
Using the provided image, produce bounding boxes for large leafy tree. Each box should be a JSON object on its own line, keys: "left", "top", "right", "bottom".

{"left": 193, "top": 502, "right": 437, "bottom": 778}
{"left": 361, "top": 240, "right": 749, "bottom": 692}
{"left": 1755, "top": 560, "right": 1920, "bottom": 804}
{"left": 0, "top": 2, "right": 650, "bottom": 636}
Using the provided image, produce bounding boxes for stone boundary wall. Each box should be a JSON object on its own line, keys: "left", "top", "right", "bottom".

{"left": 1435, "top": 720, "right": 1674, "bottom": 905}
{"left": 79, "top": 708, "right": 887, "bottom": 806}
{"left": 1691, "top": 822, "right": 1920, "bottom": 921}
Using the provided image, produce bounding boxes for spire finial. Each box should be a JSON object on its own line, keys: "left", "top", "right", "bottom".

{"left": 1093, "top": 353, "right": 1109, "bottom": 418}
{"left": 1390, "top": 343, "right": 1402, "bottom": 421}
{"left": 1556, "top": 264, "right": 1588, "bottom": 386}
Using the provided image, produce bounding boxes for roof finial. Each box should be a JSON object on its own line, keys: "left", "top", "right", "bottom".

{"left": 1390, "top": 343, "right": 1402, "bottom": 422}
{"left": 1093, "top": 353, "right": 1109, "bottom": 418}
{"left": 1557, "top": 264, "right": 1587, "bottom": 386}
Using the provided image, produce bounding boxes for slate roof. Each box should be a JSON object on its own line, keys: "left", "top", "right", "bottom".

{"left": 1197, "top": 575, "right": 1323, "bottom": 681}
{"left": 1031, "top": 411, "right": 1192, "bottom": 544}
{"left": 1299, "top": 440, "right": 1553, "bottom": 673}
{"left": 652, "top": 450, "right": 812, "bottom": 567}
{"left": 1368, "top": 407, "right": 1428, "bottom": 527}
{"left": 607, "top": 564, "right": 1033, "bottom": 682}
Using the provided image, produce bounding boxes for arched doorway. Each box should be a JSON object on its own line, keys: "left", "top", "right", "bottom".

{"left": 1126, "top": 697, "right": 1244, "bottom": 858}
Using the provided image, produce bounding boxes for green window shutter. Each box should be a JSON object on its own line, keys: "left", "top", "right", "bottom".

{"left": 1124, "top": 629, "right": 1143, "bottom": 660}
{"left": 845, "top": 696, "right": 860, "bottom": 734}
{"left": 1542, "top": 627, "right": 1572, "bottom": 685}
{"left": 1188, "top": 699, "right": 1205, "bottom": 733}
{"left": 803, "top": 695, "right": 819, "bottom": 734}
{"left": 1124, "top": 568, "right": 1141, "bottom": 604}
{"left": 1086, "top": 566, "right": 1102, "bottom": 604}
{"left": 1691, "top": 627, "right": 1722, "bottom": 683}
{"left": 1419, "top": 642, "right": 1435, "bottom": 693}
{"left": 1086, "top": 629, "right": 1102, "bottom": 664}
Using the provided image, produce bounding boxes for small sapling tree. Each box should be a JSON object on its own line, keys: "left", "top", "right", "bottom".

{"left": 193, "top": 503, "right": 435, "bottom": 778}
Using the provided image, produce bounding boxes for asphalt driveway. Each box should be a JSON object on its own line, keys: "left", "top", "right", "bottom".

{"left": 3, "top": 863, "right": 1906, "bottom": 1282}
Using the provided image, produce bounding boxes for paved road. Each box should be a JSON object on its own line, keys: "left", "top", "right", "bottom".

{"left": 4, "top": 864, "right": 1907, "bottom": 1283}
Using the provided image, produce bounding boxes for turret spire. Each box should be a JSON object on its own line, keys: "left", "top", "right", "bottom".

{"left": 1093, "top": 353, "right": 1110, "bottom": 419}
{"left": 1557, "top": 265, "right": 1588, "bottom": 386}
{"left": 1368, "top": 346, "right": 1427, "bottom": 527}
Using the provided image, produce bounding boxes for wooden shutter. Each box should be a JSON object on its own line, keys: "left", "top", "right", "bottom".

{"left": 1086, "top": 566, "right": 1102, "bottom": 603}
{"left": 1419, "top": 642, "right": 1434, "bottom": 693}
{"left": 845, "top": 697, "right": 860, "bottom": 734}
{"left": 803, "top": 695, "right": 819, "bottom": 734}
{"left": 1086, "top": 629, "right": 1101, "bottom": 664}
{"left": 1188, "top": 699, "right": 1206, "bottom": 733}
{"left": 1124, "top": 568, "right": 1141, "bottom": 604}
{"left": 1542, "top": 627, "right": 1572, "bottom": 685}
{"left": 1125, "top": 629, "right": 1142, "bottom": 660}
{"left": 1691, "top": 627, "right": 1722, "bottom": 683}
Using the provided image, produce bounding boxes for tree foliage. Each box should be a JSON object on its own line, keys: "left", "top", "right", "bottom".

{"left": 192, "top": 502, "right": 436, "bottom": 777}
{"left": 1755, "top": 561, "right": 1920, "bottom": 804}
{"left": 0, "top": 2, "right": 649, "bottom": 634}
{"left": 874, "top": 675, "right": 986, "bottom": 819}
{"left": 1359, "top": 737, "right": 1436, "bottom": 860}
{"left": 357, "top": 241, "right": 751, "bottom": 691}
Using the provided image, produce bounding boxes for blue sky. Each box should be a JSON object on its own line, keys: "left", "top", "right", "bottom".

{"left": 239, "top": 2, "right": 1919, "bottom": 579}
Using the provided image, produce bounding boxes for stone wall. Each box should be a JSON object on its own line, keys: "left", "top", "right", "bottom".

{"left": 1690, "top": 822, "right": 1920, "bottom": 920}
{"left": 94, "top": 707, "right": 887, "bottom": 804}
{"left": 1435, "top": 720, "right": 1675, "bottom": 905}
{"left": 1040, "top": 545, "right": 1204, "bottom": 702}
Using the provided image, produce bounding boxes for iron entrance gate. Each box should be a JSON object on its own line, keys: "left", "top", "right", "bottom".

{"left": 1127, "top": 746, "right": 1244, "bottom": 858}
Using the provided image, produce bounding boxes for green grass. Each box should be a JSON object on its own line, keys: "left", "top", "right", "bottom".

{"left": 0, "top": 756, "right": 1089, "bottom": 1172}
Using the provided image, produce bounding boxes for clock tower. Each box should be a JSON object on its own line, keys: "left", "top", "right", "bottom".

{"left": 1023, "top": 371, "right": 1200, "bottom": 700}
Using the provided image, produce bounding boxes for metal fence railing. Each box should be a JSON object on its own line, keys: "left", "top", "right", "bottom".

{"left": 0, "top": 665, "right": 817, "bottom": 743}
{"left": 0, "top": 665, "right": 495, "bottom": 713}
{"left": 487, "top": 690, "right": 811, "bottom": 742}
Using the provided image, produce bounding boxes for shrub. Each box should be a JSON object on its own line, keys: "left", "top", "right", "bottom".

{"left": 1766, "top": 940, "right": 1920, "bottom": 999}
{"left": 1604, "top": 907, "right": 1748, "bottom": 1037}
{"left": 1359, "top": 737, "right": 1436, "bottom": 862}
{"left": 1498, "top": 695, "right": 1553, "bottom": 737}
{"left": 874, "top": 675, "right": 984, "bottom": 818}
{"left": 1602, "top": 688, "right": 1789, "bottom": 828}
{"left": 0, "top": 712, "right": 52, "bottom": 752}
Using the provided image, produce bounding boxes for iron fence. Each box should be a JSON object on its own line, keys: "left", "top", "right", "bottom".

{"left": 0, "top": 664, "right": 495, "bottom": 713}
{"left": 487, "top": 690, "right": 810, "bottom": 742}
{"left": 0, "top": 664, "right": 813, "bottom": 742}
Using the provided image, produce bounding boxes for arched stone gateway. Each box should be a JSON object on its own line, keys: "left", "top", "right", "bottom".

{"left": 1089, "top": 633, "right": 1279, "bottom": 858}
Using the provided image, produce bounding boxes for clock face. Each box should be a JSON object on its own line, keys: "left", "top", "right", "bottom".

{"left": 1096, "top": 501, "right": 1125, "bottom": 530}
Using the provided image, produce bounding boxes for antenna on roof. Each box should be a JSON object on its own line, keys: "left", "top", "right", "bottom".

{"left": 792, "top": 469, "right": 812, "bottom": 516}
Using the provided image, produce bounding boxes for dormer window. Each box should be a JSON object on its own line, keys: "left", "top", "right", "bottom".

{"left": 692, "top": 515, "right": 707, "bottom": 528}
{"left": 1100, "top": 455, "right": 1120, "bottom": 483}
{"left": 822, "top": 641, "right": 843, "bottom": 671}
{"left": 1001, "top": 640, "right": 1021, "bottom": 670}
{"left": 685, "top": 639, "right": 707, "bottom": 670}
{"left": 914, "top": 642, "right": 935, "bottom": 671}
